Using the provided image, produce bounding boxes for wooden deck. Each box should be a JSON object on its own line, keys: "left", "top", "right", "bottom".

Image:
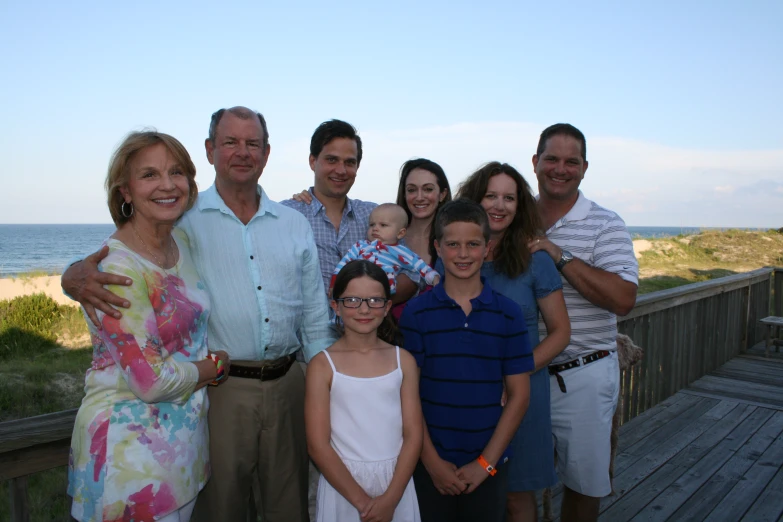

{"left": 544, "top": 353, "right": 783, "bottom": 521}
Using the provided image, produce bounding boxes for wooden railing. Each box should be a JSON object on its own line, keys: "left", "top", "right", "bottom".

{"left": 616, "top": 266, "right": 780, "bottom": 423}
{"left": 2, "top": 267, "right": 782, "bottom": 521}
{"left": 0, "top": 409, "right": 76, "bottom": 521}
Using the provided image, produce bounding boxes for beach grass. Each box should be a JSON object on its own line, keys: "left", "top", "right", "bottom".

{"left": 0, "top": 470, "right": 72, "bottom": 522}
{"left": 10, "top": 269, "right": 61, "bottom": 281}
{"left": 637, "top": 229, "right": 783, "bottom": 294}
{"left": 0, "top": 293, "right": 90, "bottom": 521}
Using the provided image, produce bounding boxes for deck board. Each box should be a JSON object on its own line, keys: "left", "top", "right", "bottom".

{"left": 616, "top": 394, "right": 701, "bottom": 453}
{"left": 685, "top": 374, "right": 783, "bottom": 408}
{"left": 704, "top": 418, "right": 783, "bottom": 521}
{"left": 539, "top": 355, "right": 783, "bottom": 522}
{"left": 625, "top": 406, "right": 774, "bottom": 521}
{"left": 667, "top": 411, "right": 783, "bottom": 521}
{"left": 603, "top": 401, "right": 746, "bottom": 512}
{"left": 600, "top": 406, "right": 771, "bottom": 521}
{"left": 741, "top": 464, "right": 783, "bottom": 521}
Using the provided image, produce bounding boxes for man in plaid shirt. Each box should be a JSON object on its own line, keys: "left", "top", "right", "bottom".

{"left": 280, "top": 119, "right": 376, "bottom": 290}
{"left": 281, "top": 119, "right": 417, "bottom": 302}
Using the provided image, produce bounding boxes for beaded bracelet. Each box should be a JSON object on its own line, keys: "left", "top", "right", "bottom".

{"left": 207, "top": 353, "right": 226, "bottom": 386}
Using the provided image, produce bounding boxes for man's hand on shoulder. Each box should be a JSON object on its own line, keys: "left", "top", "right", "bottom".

{"left": 61, "top": 245, "right": 133, "bottom": 328}
{"left": 290, "top": 189, "right": 313, "bottom": 205}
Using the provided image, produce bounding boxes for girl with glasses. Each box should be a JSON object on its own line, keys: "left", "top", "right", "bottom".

{"left": 305, "top": 260, "right": 423, "bottom": 522}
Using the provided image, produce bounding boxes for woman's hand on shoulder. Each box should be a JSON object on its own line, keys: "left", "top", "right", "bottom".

{"left": 528, "top": 235, "right": 561, "bottom": 262}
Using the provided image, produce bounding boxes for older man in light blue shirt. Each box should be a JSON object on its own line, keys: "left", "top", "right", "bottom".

{"left": 178, "top": 183, "right": 333, "bottom": 363}
{"left": 62, "top": 106, "right": 333, "bottom": 522}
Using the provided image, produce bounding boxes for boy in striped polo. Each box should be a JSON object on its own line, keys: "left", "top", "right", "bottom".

{"left": 529, "top": 124, "right": 639, "bottom": 522}
{"left": 400, "top": 199, "right": 534, "bottom": 522}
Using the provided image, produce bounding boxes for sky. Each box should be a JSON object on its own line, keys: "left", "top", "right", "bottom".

{"left": 1, "top": 1, "right": 782, "bottom": 227}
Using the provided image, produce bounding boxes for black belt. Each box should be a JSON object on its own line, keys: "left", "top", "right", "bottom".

{"left": 548, "top": 350, "right": 612, "bottom": 393}
{"left": 229, "top": 354, "right": 296, "bottom": 381}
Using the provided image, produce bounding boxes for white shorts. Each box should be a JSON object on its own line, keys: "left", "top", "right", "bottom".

{"left": 550, "top": 350, "right": 619, "bottom": 497}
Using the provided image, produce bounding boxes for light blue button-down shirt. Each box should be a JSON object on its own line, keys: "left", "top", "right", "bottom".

{"left": 177, "top": 184, "right": 336, "bottom": 362}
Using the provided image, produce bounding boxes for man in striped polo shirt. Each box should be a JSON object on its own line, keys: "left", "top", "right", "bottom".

{"left": 529, "top": 124, "right": 638, "bottom": 522}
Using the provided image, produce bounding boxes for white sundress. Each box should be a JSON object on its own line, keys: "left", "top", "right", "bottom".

{"left": 316, "top": 347, "right": 421, "bottom": 522}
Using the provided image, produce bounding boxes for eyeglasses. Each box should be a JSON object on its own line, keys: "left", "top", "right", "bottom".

{"left": 334, "top": 297, "right": 389, "bottom": 309}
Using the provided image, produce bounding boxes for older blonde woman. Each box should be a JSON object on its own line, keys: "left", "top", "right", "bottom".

{"left": 68, "top": 131, "right": 229, "bottom": 522}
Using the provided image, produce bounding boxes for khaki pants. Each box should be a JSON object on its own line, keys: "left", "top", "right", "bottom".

{"left": 192, "top": 361, "right": 309, "bottom": 522}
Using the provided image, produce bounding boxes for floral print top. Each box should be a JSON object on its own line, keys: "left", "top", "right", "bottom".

{"left": 68, "top": 229, "right": 211, "bottom": 522}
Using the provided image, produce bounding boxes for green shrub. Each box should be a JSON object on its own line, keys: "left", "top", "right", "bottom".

{"left": 0, "top": 293, "right": 73, "bottom": 359}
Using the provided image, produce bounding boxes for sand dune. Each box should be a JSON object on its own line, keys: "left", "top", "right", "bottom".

{"left": 633, "top": 239, "right": 652, "bottom": 259}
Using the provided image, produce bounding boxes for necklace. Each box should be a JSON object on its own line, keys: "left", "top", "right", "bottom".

{"left": 132, "top": 223, "right": 175, "bottom": 270}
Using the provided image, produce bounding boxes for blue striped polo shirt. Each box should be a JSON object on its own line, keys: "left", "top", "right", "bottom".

{"left": 399, "top": 279, "right": 534, "bottom": 468}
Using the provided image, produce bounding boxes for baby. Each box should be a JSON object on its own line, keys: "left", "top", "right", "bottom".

{"left": 331, "top": 203, "right": 440, "bottom": 295}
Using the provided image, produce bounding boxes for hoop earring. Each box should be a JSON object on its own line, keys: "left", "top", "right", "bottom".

{"left": 121, "top": 201, "right": 134, "bottom": 218}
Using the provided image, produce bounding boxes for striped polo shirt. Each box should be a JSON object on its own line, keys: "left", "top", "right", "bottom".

{"left": 399, "top": 279, "right": 534, "bottom": 467}
{"left": 539, "top": 191, "right": 639, "bottom": 364}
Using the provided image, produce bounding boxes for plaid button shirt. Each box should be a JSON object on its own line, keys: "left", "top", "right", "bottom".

{"left": 280, "top": 187, "right": 377, "bottom": 290}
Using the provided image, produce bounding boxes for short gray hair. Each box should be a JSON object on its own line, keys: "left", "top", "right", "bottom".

{"left": 208, "top": 106, "right": 269, "bottom": 148}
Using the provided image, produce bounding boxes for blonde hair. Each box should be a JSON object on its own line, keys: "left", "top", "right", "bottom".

{"left": 105, "top": 131, "right": 197, "bottom": 226}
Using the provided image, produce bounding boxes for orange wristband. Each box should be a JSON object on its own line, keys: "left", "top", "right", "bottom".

{"left": 477, "top": 455, "right": 497, "bottom": 476}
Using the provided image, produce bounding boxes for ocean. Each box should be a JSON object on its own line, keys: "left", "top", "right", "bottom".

{"left": 0, "top": 224, "right": 770, "bottom": 277}
{"left": 626, "top": 226, "right": 766, "bottom": 238}
{"left": 0, "top": 224, "right": 116, "bottom": 277}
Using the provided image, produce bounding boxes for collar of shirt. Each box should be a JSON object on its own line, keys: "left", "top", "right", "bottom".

{"left": 432, "top": 276, "right": 493, "bottom": 306}
{"left": 307, "top": 186, "right": 357, "bottom": 220}
{"left": 197, "top": 183, "right": 280, "bottom": 221}
{"left": 542, "top": 190, "right": 590, "bottom": 234}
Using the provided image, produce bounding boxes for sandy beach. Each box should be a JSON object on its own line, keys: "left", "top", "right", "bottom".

{"left": 1, "top": 239, "right": 651, "bottom": 304}
{"left": 0, "top": 275, "right": 75, "bottom": 306}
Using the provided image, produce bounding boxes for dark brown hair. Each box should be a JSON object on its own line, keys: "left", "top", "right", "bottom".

{"left": 457, "top": 162, "right": 541, "bottom": 278}
{"left": 310, "top": 119, "right": 363, "bottom": 164}
{"left": 432, "top": 198, "right": 491, "bottom": 243}
{"left": 395, "top": 158, "right": 452, "bottom": 264}
{"left": 536, "top": 123, "right": 586, "bottom": 161}
{"left": 332, "top": 260, "right": 400, "bottom": 345}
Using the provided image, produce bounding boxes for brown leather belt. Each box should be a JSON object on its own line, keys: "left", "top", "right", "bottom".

{"left": 548, "top": 350, "right": 612, "bottom": 393}
{"left": 229, "top": 354, "right": 296, "bottom": 381}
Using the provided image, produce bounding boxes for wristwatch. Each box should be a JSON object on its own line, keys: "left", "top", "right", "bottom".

{"left": 556, "top": 250, "right": 574, "bottom": 271}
